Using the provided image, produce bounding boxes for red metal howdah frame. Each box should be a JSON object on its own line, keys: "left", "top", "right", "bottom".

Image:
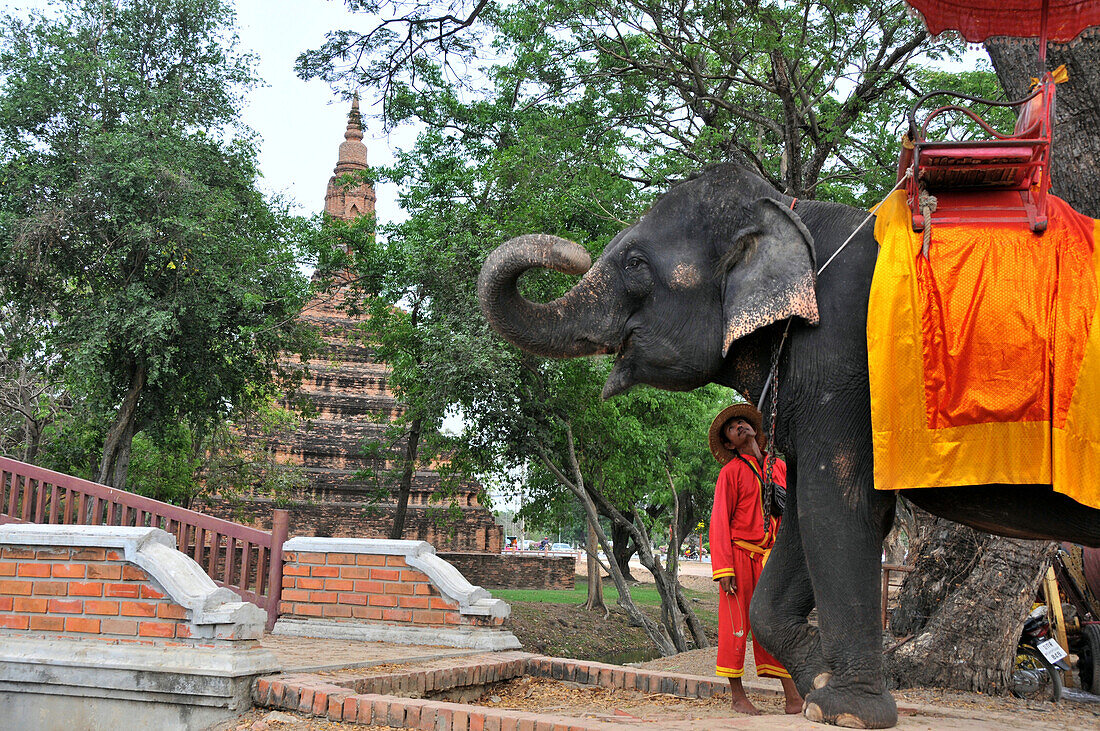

{"left": 897, "top": 75, "right": 1057, "bottom": 233}
{"left": 896, "top": 0, "right": 1100, "bottom": 234}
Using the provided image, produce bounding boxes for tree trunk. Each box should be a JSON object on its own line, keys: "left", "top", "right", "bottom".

{"left": 22, "top": 417, "right": 41, "bottom": 463}
{"left": 889, "top": 511, "right": 988, "bottom": 637}
{"left": 610, "top": 520, "right": 636, "bottom": 582}
{"left": 986, "top": 28, "right": 1100, "bottom": 217}
{"left": 15, "top": 361, "right": 44, "bottom": 463}
{"left": 537, "top": 423, "right": 683, "bottom": 656}
{"left": 665, "top": 479, "right": 681, "bottom": 589}
{"left": 665, "top": 471, "right": 709, "bottom": 649}
{"left": 97, "top": 362, "right": 145, "bottom": 489}
{"left": 887, "top": 535, "right": 1056, "bottom": 692}
{"left": 389, "top": 415, "right": 422, "bottom": 540}
{"left": 584, "top": 517, "right": 606, "bottom": 612}
{"left": 556, "top": 461, "right": 677, "bottom": 655}
{"left": 882, "top": 495, "right": 916, "bottom": 566}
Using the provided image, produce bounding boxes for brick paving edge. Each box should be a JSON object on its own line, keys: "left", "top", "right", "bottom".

{"left": 252, "top": 650, "right": 791, "bottom": 729}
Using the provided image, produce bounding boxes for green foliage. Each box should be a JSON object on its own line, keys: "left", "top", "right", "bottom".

{"left": 0, "top": 0, "right": 315, "bottom": 490}
{"left": 198, "top": 400, "right": 312, "bottom": 507}
{"left": 32, "top": 404, "right": 107, "bottom": 481}
{"left": 127, "top": 427, "right": 201, "bottom": 505}
{"left": 302, "top": 0, "right": 982, "bottom": 201}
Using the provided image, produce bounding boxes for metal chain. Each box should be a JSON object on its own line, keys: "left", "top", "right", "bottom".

{"left": 761, "top": 325, "right": 786, "bottom": 525}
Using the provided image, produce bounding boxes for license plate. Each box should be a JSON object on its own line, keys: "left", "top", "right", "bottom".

{"left": 1037, "top": 638, "right": 1068, "bottom": 664}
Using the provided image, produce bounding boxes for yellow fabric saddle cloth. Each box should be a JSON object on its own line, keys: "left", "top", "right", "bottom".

{"left": 868, "top": 190, "right": 1100, "bottom": 510}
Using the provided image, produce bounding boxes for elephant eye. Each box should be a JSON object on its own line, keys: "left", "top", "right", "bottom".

{"left": 625, "top": 254, "right": 646, "bottom": 269}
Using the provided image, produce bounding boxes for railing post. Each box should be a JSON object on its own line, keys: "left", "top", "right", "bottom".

{"left": 265, "top": 508, "right": 289, "bottom": 632}
{"left": 881, "top": 565, "right": 890, "bottom": 631}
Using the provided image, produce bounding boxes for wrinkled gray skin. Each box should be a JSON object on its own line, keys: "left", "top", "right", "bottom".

{"left": 478, "top": 163, "right": 1100, "bottom": 729}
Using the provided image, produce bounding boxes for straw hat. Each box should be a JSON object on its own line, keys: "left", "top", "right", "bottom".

{"left": 708, "top": 401, "right": 766, "bottom": 464}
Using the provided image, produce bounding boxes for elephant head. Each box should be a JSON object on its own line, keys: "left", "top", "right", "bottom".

{"left": 478, "top": 164, "right": 821, "bottom": 398}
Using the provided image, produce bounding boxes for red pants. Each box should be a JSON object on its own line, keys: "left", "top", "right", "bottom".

{"left": 716, "top": 544, "right": 790, "bottom": 679}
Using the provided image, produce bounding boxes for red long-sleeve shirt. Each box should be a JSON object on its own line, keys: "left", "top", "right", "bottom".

{"left": 710, "top": 454, "right": 786, "bottom": 580}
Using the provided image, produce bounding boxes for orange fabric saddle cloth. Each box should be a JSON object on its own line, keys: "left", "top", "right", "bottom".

{"left": 869, "top": 190, "right": 1100, "bottom": 510}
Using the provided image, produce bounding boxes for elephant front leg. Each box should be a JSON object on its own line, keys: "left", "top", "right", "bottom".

{"left": 799, "top": 477, "right": 897, "bottom": 729}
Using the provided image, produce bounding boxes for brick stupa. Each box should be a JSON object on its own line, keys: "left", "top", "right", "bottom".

{"left": 207, "top": 97, "right": 502, "bottom": 552}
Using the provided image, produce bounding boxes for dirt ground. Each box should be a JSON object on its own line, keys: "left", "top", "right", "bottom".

{"left": 223, "top": 669, "right": 1099, "bottom": 731}
{"left": 471, "top": 674, "right": 787, "bottom": 721}
{"left": 499, "top": 557, "right": 720, "bottom": 662}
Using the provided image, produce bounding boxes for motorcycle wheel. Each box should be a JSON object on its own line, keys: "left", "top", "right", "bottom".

{"left": 1079, "top": 623, "right": 1100, "bottom": 695}
{"left": 1011, "top": 645, "right": 1063, "bottom": 702}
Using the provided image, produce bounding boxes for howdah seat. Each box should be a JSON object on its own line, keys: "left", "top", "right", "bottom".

{"left": 896, "top": 73, "right": 1057, "bottom": 233}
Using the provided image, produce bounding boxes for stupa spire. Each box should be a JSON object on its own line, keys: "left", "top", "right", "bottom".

{"left": 344, "top": 92, "right": 363, "bottom": 144}
{"left": 325, "top": 92, "right": 376, "bottom": 221}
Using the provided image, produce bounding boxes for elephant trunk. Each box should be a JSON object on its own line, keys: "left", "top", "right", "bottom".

{"left": 478, "top": 234, "right": 621, "bottom": 358}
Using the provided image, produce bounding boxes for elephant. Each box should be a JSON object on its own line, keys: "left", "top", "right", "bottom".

{"left": 477, "top": 162, "right": 1100, "bottom": 728}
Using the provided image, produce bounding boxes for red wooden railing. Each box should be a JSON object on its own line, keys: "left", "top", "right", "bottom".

{"left": 0, "top": 457, "right": 288, "bottom": 630}
{"left": 882, "top": 563, "right": 915, "bottom": 630}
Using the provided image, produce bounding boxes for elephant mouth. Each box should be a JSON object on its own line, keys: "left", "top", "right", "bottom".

{"left": 601, "top": 335, "right": 636, "bottom": 399}
{"left": 607, "top": 331, "right": 632, "bottom": 360}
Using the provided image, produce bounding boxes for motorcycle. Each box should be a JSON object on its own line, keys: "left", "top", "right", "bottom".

{"left": 1011, "top": 604, "right": 1068, "bottom": 702}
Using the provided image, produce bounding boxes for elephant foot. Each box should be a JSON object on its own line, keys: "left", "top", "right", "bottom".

{"left": 803, "top": 684, "right": 897, "bottom": 729}
{"left": 787, "top": 627, "right": 830, "bottom": 698}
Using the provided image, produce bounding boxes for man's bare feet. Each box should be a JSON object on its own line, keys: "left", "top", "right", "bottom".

{"left": 730, "top": 694, "right": 761, "bottom": 715}
{"left": 727, "top": 677, "right": 761, "bottom": 715}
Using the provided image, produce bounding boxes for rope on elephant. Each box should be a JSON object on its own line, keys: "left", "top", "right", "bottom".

{"left": 758, "top": 173, "right": 911, "bottom": 413}
{"left": 817, "top": 174, "right": 909, "bottom": 276}
{"left": 919, "top": 189, "right": 938, "bottom": 258}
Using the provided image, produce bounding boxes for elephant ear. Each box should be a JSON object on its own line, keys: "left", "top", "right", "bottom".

{"left": 721, "top": 197, "right": 819, "bottom": 355}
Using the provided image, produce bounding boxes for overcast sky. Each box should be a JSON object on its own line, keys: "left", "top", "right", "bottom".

{"left": 236, "top": 1, "right": 414, "bottom": 223}
{"left": 6, "top": 1, "right": 410, "bottom": 221}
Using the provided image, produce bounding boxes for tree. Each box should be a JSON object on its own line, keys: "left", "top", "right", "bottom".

{"left": 0, "top": 303, "right": 66, "bottom": 463}
{"left": 453, "top": 354, "right": 723, "bottom": 655}
{"left": 299, "top": 0, "right": 970, "bottom": 203}
{"left": 887, "top": 511, "right": 1057, "bottom": 693}
{"left": 986, "top": 28, "right": 1100, "bottom": 216}
{"left": 0, "top": 0, "right": 313, "bottom": 490}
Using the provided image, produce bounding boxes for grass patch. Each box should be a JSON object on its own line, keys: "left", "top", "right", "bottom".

{"left": 495, "top": 576, "right": 711, "bottom": 607}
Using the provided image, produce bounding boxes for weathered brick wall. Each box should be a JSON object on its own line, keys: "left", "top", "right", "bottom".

{"left": 437, "top": 552, "right": 575, "bottom": 590}
{"left": 272, "top": 538, "right": 519, "bottom": 650}
{"left": 280, "top": 550, "right": 501, "bottom": 628}
{"left": 0, "top": 526, "right": 266, "bottom": 649}
{"left": 0, "top": 526, "right": 276, "bottom": 729}
{"left": 0, "top": 544, "right": 209, "bottom": 643}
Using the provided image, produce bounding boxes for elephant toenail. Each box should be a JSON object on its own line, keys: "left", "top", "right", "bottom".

{"left": 804, "top": 702, "right": 824, "bottom": 722}
{"left": 813, "top": 672, "right": 832, "bottom": 689}
{"left": 836, "top": 713, "right": 869, "bottom": 728}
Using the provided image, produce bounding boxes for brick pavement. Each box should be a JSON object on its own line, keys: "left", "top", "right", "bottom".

{"left": 250, "top": 637, "right": 1092, "bottom": 730}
